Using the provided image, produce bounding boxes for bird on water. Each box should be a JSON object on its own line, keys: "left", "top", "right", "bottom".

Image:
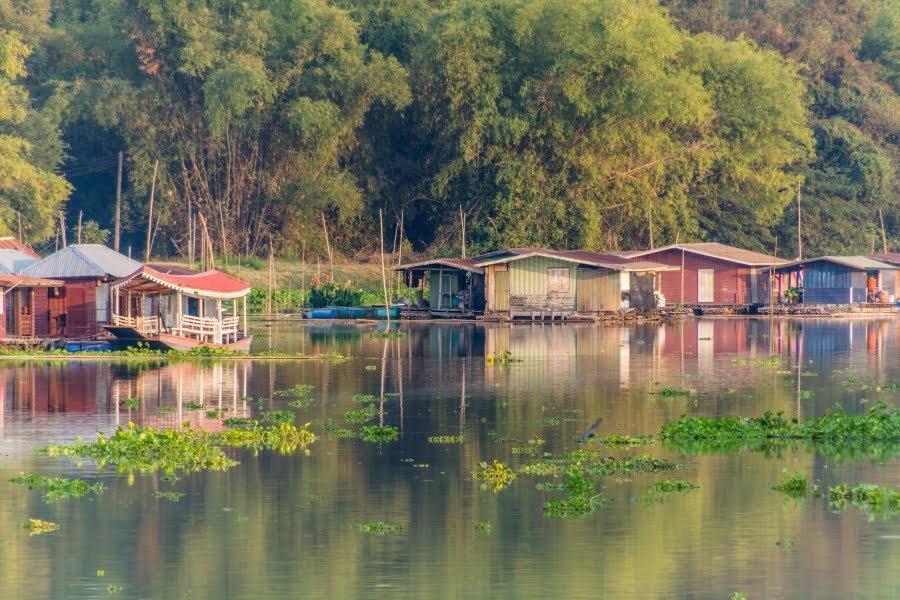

{"left": 577, "top": 418, "right": 602, "bottom": 443}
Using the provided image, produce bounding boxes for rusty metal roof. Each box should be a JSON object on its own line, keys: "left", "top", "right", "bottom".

{"left": 762, "top": 255, "right": 899, "bottom": 273}
{"left": 867, "top": 253, "right": 900, "bottom": 266}
{"left": 393, "top": 258, "right": 484, "bottom": 274}
{"left": 22, "top": 244, "right": 142, "bottom": 279}
{"left": 620, "top": 243, "right": 788, "bottom": 266}
{"left": 473, "top": 248, "right": 677, "bottom": 272}
{"left": 0, "top": 236, "right": 39, "bottom": 259}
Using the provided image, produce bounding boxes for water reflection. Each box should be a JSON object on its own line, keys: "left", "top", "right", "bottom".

{"left": 0, "top": 318, "right": 897, "bottom": 599}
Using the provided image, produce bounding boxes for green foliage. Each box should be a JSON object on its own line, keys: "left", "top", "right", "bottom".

{"left": 345, "top": 404, "right": 379, "bottom": 424}
{"left": 647, "top": 480, "right": 700, "bottom": 494}
{"left": 657, "top": 388, "right": 693, "bottom": 398}
{"left": 474, "top": 521, "right": 493, "bottom": 534}
{"left": 260, "top": 410, "right": 295, "bottom": 425}
{"left": 23, "top": 518, "right": 58, "bottom": 536}
{"left": 153, "top": 491, "right": 185, "bottom": 502}
{"left": 275, "top": 384, "right": 314, "bottom": 397}
{"left": 428, "top": 435, "right": 464, "bottom": 444}
{"left": 521, "top": 452, "right": 680, "bottom": 477}
{"left": 358, "top": 521, "right": 402, "bottom": 534}
{"left": 9, "top": 473, "right": 105, "bottom": 502}
{"left": 473, "top": 460, "right": 518, "bottom": 491}
{"left": 772, "top": 470, "right": 810, "bottom": 499}
{"left": 659, "top": 404, "right": 900, "bottom": 442}
{"left": 308, "top": 278, "right": 365, "bottom": 308}
{"left": 359, "top": 425, "right": 399, "bottom": 442}
{"left": 543, "top": 471, "right": 605, "bottom": 518}
{"left": 828, "top": 483, "right": 900, "bottom": 519}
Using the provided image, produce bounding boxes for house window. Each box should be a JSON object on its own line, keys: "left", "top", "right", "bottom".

{"left": 547, "top": 268, "right": 570, "bottom": 293}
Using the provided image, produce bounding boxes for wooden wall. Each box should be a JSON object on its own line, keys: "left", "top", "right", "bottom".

{"left": 508, "top": 255, "right": 576, "bottom": 313}
{"left": 629, "top": 248, "right": 752, "bottom": 305}
{"left": 576, "top": 268, "right": 619, "bottom": 312}
{"left": 58, "top": 280, "right": 100, "bottom": 337}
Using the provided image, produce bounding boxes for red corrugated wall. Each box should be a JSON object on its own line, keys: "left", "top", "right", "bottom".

{"left": 629, "top": 249, "right": 749, "bottom": 305}
{"left": 63, "top": 280, "right": 99, "bottom": 337}
{"left": 33, "top": 288, "right": 50, "bottom": 336}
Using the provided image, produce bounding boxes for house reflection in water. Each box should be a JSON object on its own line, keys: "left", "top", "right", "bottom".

{"left": 0, "top": 362, "right": 251, "bottom": 430}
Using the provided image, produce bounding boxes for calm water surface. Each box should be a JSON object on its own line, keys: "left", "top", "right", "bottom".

{"left": 1, "top": 318, "right": 898, "bottom": 599}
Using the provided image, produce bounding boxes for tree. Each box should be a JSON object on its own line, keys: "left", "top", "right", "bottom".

{"left": 0, "top": 29, "right": 70, "bottom": 242}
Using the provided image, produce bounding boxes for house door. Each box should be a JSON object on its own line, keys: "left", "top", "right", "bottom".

{"left": 48, "top": 287, "right": 67, "bottom": 335}
{"left": 494, "top": 271, "right": 509, "bottom": 311}
{"left": 698, "top": 269, "right": 715, "bottom": 303}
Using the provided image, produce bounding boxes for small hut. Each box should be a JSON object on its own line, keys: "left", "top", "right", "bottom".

{"left": 393, "top": 258, "right": 485, "bottom": 317}
{"left": 0, "top": 273, "right": 63, "bottom": 340}
{"left": 21, "top": 244, "right": 142, "bottom": 337}
{"left": 616, "top": 243, "right": 787, "bottom": 307}
{"left": 474, "top": 248, "right": 676, "bottom": 318}
{"left": 762, "top": 256, "right": 898, "bottom": 305}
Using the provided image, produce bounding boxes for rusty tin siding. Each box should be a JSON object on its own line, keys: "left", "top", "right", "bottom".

{"left": 60, "top": 280, "right": 99, "bottom": 337}
{"left": 630, "top": 248, "right": 754, "bottom": 305}
{"left": 576, "top": 268, "right": 620, "bottom": 312}
{"left": 508, "top": 255, "right": 577, "bottom": 313}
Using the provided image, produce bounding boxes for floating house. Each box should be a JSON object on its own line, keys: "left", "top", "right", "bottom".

{"left": 762, "top": 256, "right": 898, "bottom": 305}
{"left": 0, "top": 272, "right": 63, "bottom": 340}
{"left": 393, "top": 258, "right": 485, "bottom": 317}
{"left": 105, "top": 266, "right": 253, "bottom": 352}
{"left": 21, "top": 244, "right": 142, "bottom": 337}
{"left": 474, "top": 248, "right": 677, "bottom": 318}
{"left": 616, "top": 243, "right": 788, "bottom": 307}
{"left": 867, "top": 253, "right": 900, "bottom": 300}
{"left": 0, "top": 236, "right": 40, "bottom": 258}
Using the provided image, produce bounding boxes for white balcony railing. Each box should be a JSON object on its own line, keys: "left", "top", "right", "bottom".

{"left": 112, "top": 314, "right": 160, "bottom": 335}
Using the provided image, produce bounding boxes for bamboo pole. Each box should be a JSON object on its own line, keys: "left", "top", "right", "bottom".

{"left": 379, "top": 209, "right": 391, "bottom": 327}
{"left": 145, "top": 159, "right": 159, "bottom": 262}
{"left": 796, "top": 178, "right": 802, "bottom": 260}
{"left": 460, "top": 205, "right": 466, "bottom": 259}
{"left": 77, "top": 211, "right": 83, "bottom": 244}
{"left": 114, "top": 150, "right": 123, "bottom": 251}
{"left": 321, "top": 212, "right": 334, "bottom": 282}
{"left": 397, "top": 210, "right": 405, "bottom": 296}
{"left": 879, "top": 208, "right": 888, "bottom": 253}
{"left": 17, "top": 211, "right": 23, "bottom": 242}
{"left": 59, "top": 211, "right": 67, "bottom": 248}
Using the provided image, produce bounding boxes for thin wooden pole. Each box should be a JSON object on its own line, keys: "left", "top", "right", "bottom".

{"left": 460, "top": 205, "right": 466, "bottom": 259}
{"left": 796, "top": 177, "right": 802, "bottom": 260}
{"left": 17, "top": 211, "right": 23, "bottom": 242}
{"left": 77, "top": 211, "right": 83, "bottom": 244}
{"left": 114, "top": 150, "right": 123, "bottom": 251}
{"left": 321, "top": 212, "right": 334, "bottom": 282}
{"left": 145, "top": 159, "right": 159, "bottom": 262}
{"left": 59, "top": 211, "right": 67, "bottom": 248}
{"left": 648, "top": 205, "right": 654, "bottom": 249}
{"left": 397, "top": 210, "right": 405, "bottom": 297}
{"left": 879, "top": 208, "right": 888, "bottom": 253}
{"left": 379, "top": 209, "right": 391, "bottom": 327}
{"left": 680, "top": 245, "right": 685, "bottom": 307}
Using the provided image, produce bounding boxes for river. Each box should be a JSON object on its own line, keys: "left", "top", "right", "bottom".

{"left": 0, "top": 318, "right": 897, "bottom": 599}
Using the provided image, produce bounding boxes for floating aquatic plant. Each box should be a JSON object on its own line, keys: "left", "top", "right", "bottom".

{"left": 287, "top": 398, "right": 314, "bottom": 409}
{"left": 473, "top": 460, "right": 517, "bottom": 491}
{"left": 521, "top": 453, "right": 680, "bottom": 477}
{"left": 474, "top": 521, "right": 493, "bottom": 534}
{"left": 216, "top": 422, "right": 317, "bottom": 454}
{"left": 598, "top": 435, "right": 655, "bottom": 447}
{"left": 360, "top": 425, "right": 399, "bottom": 442}
{"left": 358, "top": 521, "right": 402, "bottom": 534}
{"left": 828, "top": 484, "right": 899, "bottom": 519}
{"left": 23, "top": 518, "right": 58, "bottom": 536}
{"left": 660, "top": 404, "right": 900, "bottom": 443}
{"left": 184, "top": 402, "right": 203, "bottom": 410}
{"left": 428, "top": 435, "right": 465, "bottom": 444}
{"left": 122, "top": 397, "right": 140, "bottom": 409}
{"left": 647, "top": 480, "right": 700, "bottom": 494}
{"left": 776, "top": 537, "right": 794, "bottom": 550}
{"left": 657, "top": 388, "right": 692, "bottom": 398}
{"left": 260, "top": 410, "right": 295, "bottom": 425}
{"left": 542, "top": 471, "right": 605, "bottom": 518}
{"left": 323, "top": 419, "right": 357, "bottom": 438}
{"left": 345, "top": 404, "right": 379, "bottom": 424}
{"left": 352, "top": 394, "right": 377, "bottom": 404}
{"left": 368, "top": 330, "right": 406, "bottom": 339}
{"left": 9, "top": 473, "right": 105, "bottom": 502}
{"left": 274, "top": 384, "right": 313, "bottom": 397}
{"left": 153, "top": 490, "right": 185, "bottom": 502}
{"left": 771, "top": 470, "right": 811, "bottom": 499}
{"left": 223, "top": 417, "right": 253, "bottom": 429}
{"left": 42, "top": 423, "right": 238, "bottom": 474}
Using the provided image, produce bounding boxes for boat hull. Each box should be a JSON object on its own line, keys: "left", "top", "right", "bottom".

{"left": 103, "top": 326, "right": 253, "bottom": 354}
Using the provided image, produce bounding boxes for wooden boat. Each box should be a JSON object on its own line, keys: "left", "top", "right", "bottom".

{"left": 104, "top": 266, "right": 253, "bottom": 353}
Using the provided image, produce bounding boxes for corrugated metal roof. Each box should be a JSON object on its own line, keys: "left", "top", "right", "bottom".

{"left": 393, "top": 258, "right": 484, "bottom": 274}
{"left": 111, "top": 266, "right": 251, "bottom": 299}
{"left": 867, "top": 253, "right": 900, "bottom": 266}
{"left": 621, "top": 243, "right": 787, "bottom": 266}
{"left": 474, "top": 248, "right": 676, "bottom": 272}
{"left": 0, "top": 249, "right": 38, "bottom": 274}
{"left": 763, "top": 255, "right": 899, "bottom": 273}
{"left": 0, "top": 236, "right": 40, "bottom": 259}
{"left": 22, "top": 244, "right": 142, "bottom": 279}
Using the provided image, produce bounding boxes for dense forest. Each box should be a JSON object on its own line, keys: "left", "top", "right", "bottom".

{"left": 0, "top": 0, "right": 896, "bottom": 259}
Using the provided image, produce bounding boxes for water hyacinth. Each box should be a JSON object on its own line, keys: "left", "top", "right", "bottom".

{"left": 9, "top": 473, "right": 105, "bottom": 503}
{"left": 473, "top": 461, "right": 517, "bottom": 491}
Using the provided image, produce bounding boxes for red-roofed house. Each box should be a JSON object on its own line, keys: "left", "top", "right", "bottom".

{"left": 105, "top": 266, "right": 253, "bottom": 352}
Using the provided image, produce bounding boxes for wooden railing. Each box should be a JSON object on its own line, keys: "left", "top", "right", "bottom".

{"left": 112, "top": 314, "right": 160, "bottom": 335}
